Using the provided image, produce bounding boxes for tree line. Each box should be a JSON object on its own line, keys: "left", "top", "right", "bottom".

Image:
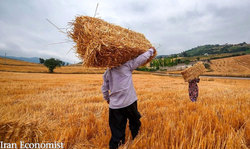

{"left": 150, "top": 57, "right": 190, "bottom": 69}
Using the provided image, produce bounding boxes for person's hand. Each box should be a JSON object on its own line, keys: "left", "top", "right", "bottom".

{"left": 150, "top": 47, "right": 156, "bottom": 54}
{"left": 107, "top": 100, "right": 110, "bottom": 104}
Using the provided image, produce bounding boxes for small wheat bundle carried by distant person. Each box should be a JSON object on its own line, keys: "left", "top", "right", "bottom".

{"left": 181, "top": 62, "right": 206, "bottom": 82}
{"left": 68, "top": 16, "right": 156, "bottom": 68}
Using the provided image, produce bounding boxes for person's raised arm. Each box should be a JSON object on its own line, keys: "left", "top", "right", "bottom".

{"left": 127, "top": 48, "right": 156, "bottom": 71}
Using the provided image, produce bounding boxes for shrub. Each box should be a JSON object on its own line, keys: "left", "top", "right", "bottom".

{"left": 184, "top": 60, "right": 190, "bottom": 65}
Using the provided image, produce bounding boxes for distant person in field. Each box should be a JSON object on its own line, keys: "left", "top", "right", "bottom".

{"left": 188, "top": 78, "right": 200, "bottom": 102}
{"left": 102, "top": 48, "right": 156, "bottom": 149}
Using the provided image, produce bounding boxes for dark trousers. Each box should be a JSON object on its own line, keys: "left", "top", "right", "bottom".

{"left": 109, "top": 101, "right": 141, "bottom": 149}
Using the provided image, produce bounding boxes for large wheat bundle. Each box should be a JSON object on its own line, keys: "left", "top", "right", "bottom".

{"left": 68, "top": 16, "right": 156, "bottom": 68}
{"left": 181, "top": 62, "right": 206, "bottom": 82}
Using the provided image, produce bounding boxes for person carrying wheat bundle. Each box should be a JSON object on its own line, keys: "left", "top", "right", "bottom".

{"left": 181, "top": 62, "right": 206, "bottom": 102}
{"left": 102, "top": 48, "right": 156, "bottom": 149}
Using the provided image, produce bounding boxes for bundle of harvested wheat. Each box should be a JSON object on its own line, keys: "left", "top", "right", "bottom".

{"left": 68, "top": 16, "right": 156, "bottom": 68}
{"left": 181, "top": 62, "right": 206, "bottom": 82}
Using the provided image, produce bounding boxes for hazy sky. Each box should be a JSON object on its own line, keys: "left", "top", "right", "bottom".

{"left": 0, "top": 0, "right": 250, "bottom": 63}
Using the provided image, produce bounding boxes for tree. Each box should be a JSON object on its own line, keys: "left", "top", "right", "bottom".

{"left": 39, "top": 58, "right": 45, "bottom": 64}
{"left": 152, "top": 59, "right": 160, "bottom": 70}
{"left": 239, "top": 42, "right": 246, "bottom": 46}
{"left": 62, "top": 62, "right": 65, "bottom": 66}
{"left": 43, "top": 58, "right": 63, "bottom": 73}
{"left": 176, "top": 59, "right": 181, "bottom": 63}
{"left": 182, "top": 52, "right": 188, "bottom": 57}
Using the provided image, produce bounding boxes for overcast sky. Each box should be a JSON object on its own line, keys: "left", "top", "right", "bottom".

{"left": 0, "top": 0, "right": 250, "bottom": 63}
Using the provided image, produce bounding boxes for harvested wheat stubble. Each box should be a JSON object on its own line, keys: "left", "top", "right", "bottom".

{"left": 181, "top": 62, "right": 206, "bottom": 82}
{"left": 68, "top": 16, "right": 157, "bottom": 68}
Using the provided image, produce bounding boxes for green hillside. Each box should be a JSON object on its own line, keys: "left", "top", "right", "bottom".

{"left": 179, "top": 42, "right": 250, "bottom": 57}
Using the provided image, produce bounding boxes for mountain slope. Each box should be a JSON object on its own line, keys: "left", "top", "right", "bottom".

{"left": 180, "top": 42, "right": 250, "bottom": 57}
{"left": 0, "top": 57, "right": 42, "bottom": 66}
{"left": 0, "top": 56, "right": 40, "bottom": 63}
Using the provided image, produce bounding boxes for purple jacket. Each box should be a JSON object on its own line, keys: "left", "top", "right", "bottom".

{"left": 101, "top": 48, "right": 155, "bottom": 109}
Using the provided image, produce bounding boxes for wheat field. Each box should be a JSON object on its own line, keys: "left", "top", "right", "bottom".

{"left": 207, "top": 55, "right": 250, "bottom": 77}
{"left": 0, "top": 57, "right": 106, "bottom": 74}
{"left": 168, "top": 55, "right": 250, "bottom": 77}
{"left": 0, "top": 71, "right": 249, "bottom": 148}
